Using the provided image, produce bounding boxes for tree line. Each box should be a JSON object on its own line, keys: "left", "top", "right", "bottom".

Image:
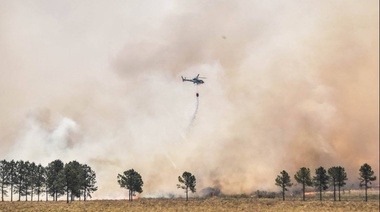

{"left": 1, "top": 159, "right": 375, "bottom": 202}
{"left": 117, "top": 165, "right": 376, "bottom": 202}
{"left": 275, "top": 163, "right": 377, "bottom": 202}
{"left": 0, "top": 159, "right": 97, "bottom": 203}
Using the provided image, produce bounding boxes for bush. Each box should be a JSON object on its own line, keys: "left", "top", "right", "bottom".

{"left": 254, "top": 190, "right": 276, "bottom": 199}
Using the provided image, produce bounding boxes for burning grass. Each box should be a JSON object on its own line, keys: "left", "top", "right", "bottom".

{"left": 0, "top": 196, "right": 378, "bottom": 212}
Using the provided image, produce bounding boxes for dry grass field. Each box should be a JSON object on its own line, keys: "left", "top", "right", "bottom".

{"left": 0, "top": 196, "right": 379, "bottom": 212}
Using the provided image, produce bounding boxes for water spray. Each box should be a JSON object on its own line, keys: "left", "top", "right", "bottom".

{"left": 189, "top": 91, "right": 199, "bottom": 127}
{"left": 181, "top": 74, "right": 204, "bottom": 134}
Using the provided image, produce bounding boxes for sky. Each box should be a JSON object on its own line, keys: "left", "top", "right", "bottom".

{"left": 0, "top": 0, "right": 378, "bottom": 199}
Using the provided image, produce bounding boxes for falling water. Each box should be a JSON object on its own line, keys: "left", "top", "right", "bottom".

{"left": 190, "top": 94, "right": 199, "bottom": 127}
{"left": 185, "top": 86, "right": 200, "bottom": 136}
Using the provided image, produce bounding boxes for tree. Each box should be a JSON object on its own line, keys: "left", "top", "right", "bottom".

{"left": 7, "top": 160, "right": 17, "bottom": 201}
{"left": 27, "top": 162, "right": 37, "bottom": 201}
{"left": 177, "top": 171, "right": 196, "bottom": 201}
{"left": 275, "top": 170, "right": 293, "bottom": 201}
{"left": 43, "top": 168, "right": 49, "bottom": 201}
{"left": 328, "top": 167, "right": 337, "bottom": 201}
{"left": 14, "top": 160, "right": 28, "bottom": 201}
{"left": 81, "top": 164, "right": 97, "bottom": 201}
{"left": 0, "top": 160, "right": 9, "bottom": 201}
{"left": 359, "top": 163, "right": 377, "bottom": 201}
{"left": 46, "top": 159, "right": 65, "bottom": 201}
{"left": 328, "top": 166, "right": 347, "bottom": 201}
{"left": 34, "top": 164, "right": 46, "bottom": 201}
{"left": 313, "top": 166, "right": 329, "bottom": 201}
{"left": 335, "top": 166, "right": 347, "bottom": 201}
{"left": 294, "top": 167, "right": 312, "bottom": 201}
{"left": 15, "top": 161, "right": 36, "bottom": 201}
{"left": 63, "top": 161, "right": 82, "bottom": 203}
{"left": 117, "top": 169, "right": 143, "bottom": 201}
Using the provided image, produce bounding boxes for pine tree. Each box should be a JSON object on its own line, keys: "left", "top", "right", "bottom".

{"left": 63, "top": 161, "right": 82, "bottom": 203}
{"left": 46, "top": 159, "right": 65, "bottom": 201}
{"left": 328, "top": 166, "right": 347, "bottom": 201}
{"left": 275, "top": 170, "right": 293, "bottom": 201}
{"left": 328, "top": 167, "right": 338, "bottom": 201}
{"left": 34, "top": 164, "right": 46, "bottom": 202}
{"left": 8, "top": 160, "right": 16, "bottom": 202}
{"left": 313, "top": 167, "right": 329, "bottom": 201}
{"left": 27, "top": 162, "right": 37, "bottom": 201}
{"left": 0, "top": 160, "right": 9, "bottom": 201}
{"left": 177, "top": 171, "right": 196, "bottom": 201}
{"left": 294, "top": 167, "right": 312, "bottom": 201}
{"left": 81, "top": 164, "right": 97, "bottom": 201}
{"left": 359, "top": 163, "right": 377, "bottom": 201}
{"left": 117, "top": 169, "right": 143, "bottom": 201}
{"left": 14, "top": 160, "right": 28, "bottom": 201}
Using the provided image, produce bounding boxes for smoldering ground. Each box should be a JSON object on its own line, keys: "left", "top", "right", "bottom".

{"left": 0, "top": 1, "right": 378, "bottom": 198}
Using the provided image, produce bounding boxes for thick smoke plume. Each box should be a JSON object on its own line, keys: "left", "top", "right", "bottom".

{"left": 0, "top": 1, "right": 378, "bottom": 198}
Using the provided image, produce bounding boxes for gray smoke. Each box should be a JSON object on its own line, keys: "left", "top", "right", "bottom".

{"left": 0, "top": 0, "right": 378, "bottom": 198}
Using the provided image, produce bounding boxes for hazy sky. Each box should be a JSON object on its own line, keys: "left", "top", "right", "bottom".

{"left": 0, "top": 0, "right": 378, "bottom": 199}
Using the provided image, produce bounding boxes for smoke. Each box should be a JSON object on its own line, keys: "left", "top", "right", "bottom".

{"left": 0, "top": 0, "right": 378, "bottom": 198}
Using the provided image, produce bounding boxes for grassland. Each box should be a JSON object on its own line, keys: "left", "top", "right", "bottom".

{"left": 0, "top": 195, "right": 379, "bottom": 212}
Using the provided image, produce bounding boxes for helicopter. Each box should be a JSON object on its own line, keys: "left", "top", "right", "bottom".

{"left": 181, "top": 74, "right": 205, "bottom": 85}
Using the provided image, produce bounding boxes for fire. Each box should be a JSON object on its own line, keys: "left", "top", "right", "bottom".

{"left": 304, "top": 192, "right": 317, "bottom": 196}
